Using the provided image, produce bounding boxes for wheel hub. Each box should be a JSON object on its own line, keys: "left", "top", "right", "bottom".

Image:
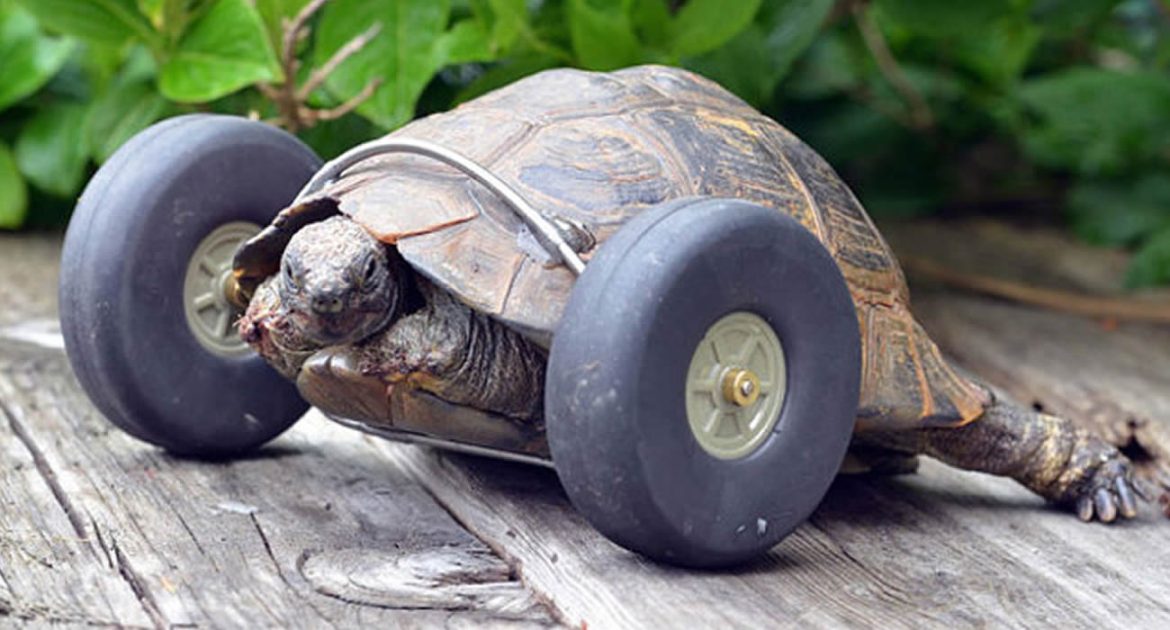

{"left": 183, "top": 222, "right": 261, "bottom": 357}
{"left": 722, "top": 367, "right": 761, "bottom": 407}
{"left": 685, "top": 312, "right": 787, "bottom": 460}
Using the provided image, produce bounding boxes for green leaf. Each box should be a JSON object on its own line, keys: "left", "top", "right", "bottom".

{"left": 153, "top": 0, "right": 218, "bottom": 44}
{"left": 78, "top": 40, "right": 134, "bottom": 91}
{"left": 686, "top": 0, "right": 834, "bottom": 106}
{"left": 874, "top": 0, "right": 1015, "bottom": 38}
{"left": 483, "top": 0, "right": 528, "bottom": 53}
{"left": 138, "top": 0, "right": 165, "bottom": 20}
{"left": 0, "top": 5, "right": 74, "bottom": 111}
{"left": 630, "top": 0, "right": 670, "bottom": 49}
{"left": 1031, "top": 0, "right": 1121, "bottom": 35}
{"left": 952, "top": 15, "right": 1039, "bottom": 86}
{"left": 159, "top": 0, "right": 278, "bottom": 102}
{"left": 296, "top": 113, "right": 382, "bottom": 160}
{"left": 436, "top": 18, "right": 495, "bottom": 65}
{"left": 87, "top": 85, "right": 166, "bottom": 163}
{"left": 0, "top": 142, "right": 28, "bottom": 229}
{"left": 1067, "top": 174, "right": 1170, "bottom": 247}
{"left": 567, "top": 0, "right": 644, "bottom": 70}
{"left": 314, "top": 0, "right": 452, "bottom": 130}
{"left": 15, "top": 102, "right": 90, "bottom": 198}
{"left": 1126, "top": 226, "right": 1170, "bottom": 288}
{"left": 468, "top": 0, "right": 569, "bottom": 61}
{"left": 86, "top": 50, "right": 170, "bottom": 162}
{"left": 897, "top": 64, "right": 964, "bottom": 102}
{"left": 255, "top": 0, "right": 311, "bottom": 48}
{"left": 783, "top": 31, "right": 864, "bottom": 100}
{"left": 1015, "top": 69, "right": 1170, "bottom": 175}
{"left": 668, "top": 0, "right": 761, "bottom": 57}
{"left": 13, "top": 0, "right": 159, "bottom": 47}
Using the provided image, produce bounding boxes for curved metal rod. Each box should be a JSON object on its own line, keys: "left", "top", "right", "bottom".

{"left": 295, "top": 137, "right": 586, "bottom": 275}
{"left": 326, "top": 413, "right": 554, "bottom": 468}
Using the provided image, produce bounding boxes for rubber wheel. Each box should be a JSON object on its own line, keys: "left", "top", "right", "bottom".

{"left": 60, "top": 115, "right": 321, "bottom": 457}
{"left": 546, "top": 197, "right": 862, "bottom": 567}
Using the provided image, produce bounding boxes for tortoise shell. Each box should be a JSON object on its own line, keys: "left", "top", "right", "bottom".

{"left": 245, "top": 65, "right": 989, "bottom": 431}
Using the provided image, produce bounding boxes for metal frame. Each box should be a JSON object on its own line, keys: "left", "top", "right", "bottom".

{"left": 326, "top": 413, "right": 555, "bottom": 468}
{"left": 295, "top": 137, "right": 587, "bottom": 275}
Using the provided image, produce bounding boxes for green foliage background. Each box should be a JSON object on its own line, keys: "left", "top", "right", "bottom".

{"left": 1, "top": 0, "right": 1169, "bottom": 286}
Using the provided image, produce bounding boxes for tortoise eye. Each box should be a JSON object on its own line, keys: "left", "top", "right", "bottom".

{"left": 361, "top": 256, "right": 378, "bottom": 286}
{"left": 283, "top": 263, "right": 300, "bottom": 290}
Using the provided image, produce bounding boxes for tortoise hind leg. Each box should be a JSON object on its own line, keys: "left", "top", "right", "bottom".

{"left": 864, "top": 393, "right": 1148, "bottom": 522}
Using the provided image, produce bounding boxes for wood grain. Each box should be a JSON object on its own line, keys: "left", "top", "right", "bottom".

{"left": 0, "top": 233, "right": 61, "bottom": 326}
{"left": 376, "top": 219, "right": 1170, "bottom": 629}
{"left": 382, "top": 444, "right": 1170, "bottom": 630}
{"left": 0, "top": 352, "right": 557, "bottom": 628}
{"left": 3, "top": 221, "right": 1169, "bottom": 629}
{"left": 0, "top": 235, "right": 555, "bottom": 628}
{"left": 886, "top": 219, "right": 1170, "bottom": 483}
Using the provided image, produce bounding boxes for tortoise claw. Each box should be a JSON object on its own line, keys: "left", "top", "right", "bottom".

{"left": 1133, "top": 476, "right": 1158, "bottom": 503}
{"left": 1094, "top": 487, "right": 1117, "bottom": 523}
{"left": 1070, "top": 456, "right": 1143, "bottom": 523}
{"left": 1076, "top": 496, "right": 1094, "bottom": 522}
{"left": 1116, "top": 477, "right": 1138, "bottom": 519}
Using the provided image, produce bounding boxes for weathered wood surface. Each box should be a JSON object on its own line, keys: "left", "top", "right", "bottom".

{"left": 886, "top": 220, "right": 1170, "bottom": 484}
{"left": 0, "top": 233, "right": 555, "bottom": 628}
{"left": 2, "top": 223, "right": 1169, "bottom": 629}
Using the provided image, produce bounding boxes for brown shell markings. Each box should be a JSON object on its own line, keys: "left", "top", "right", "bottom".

{"left": 313, "top": 65, "right": 990, "bottom": 430}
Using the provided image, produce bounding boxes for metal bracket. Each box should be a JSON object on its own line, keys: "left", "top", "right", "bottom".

{"left": 325, "top": 414, "right": 555, "bottom": 468}
{"left": 295, "top": 137, "right": 587, "bottom": 276}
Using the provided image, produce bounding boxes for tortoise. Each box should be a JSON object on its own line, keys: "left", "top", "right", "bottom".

{"left": 60, "top": 65, "right": 1146, "bottom": 568}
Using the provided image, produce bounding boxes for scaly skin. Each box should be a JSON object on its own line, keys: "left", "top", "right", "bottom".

{"left": 242, "top": 214, "right": 1154, "bottom": 524}
{"left": 277, "top": 216, "right": 405, "bottom": 347}
{"left": 345, "top": 279, "right": 546, "bottom": 422}
{"left": 240, "top": 216, "right": 545, "bottom": 422}
{"left": 238, "top": 277, "right": 318, "bottom": 379}
{"left": 856, "top": 392, "right": 1148, "bottom": 522}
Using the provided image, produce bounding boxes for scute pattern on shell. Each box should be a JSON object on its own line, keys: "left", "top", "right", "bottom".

{"left": 313, "top": 64, "right": 989, "bottom": 429}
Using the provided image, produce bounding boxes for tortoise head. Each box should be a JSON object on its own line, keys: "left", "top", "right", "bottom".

{"left": 278, "top": 216, "right": 403, "bottom": 346}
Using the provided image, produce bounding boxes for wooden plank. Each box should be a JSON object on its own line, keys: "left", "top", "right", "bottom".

{"left": 885, "top": 219, "right": 1170, "bottom": 483}
{"left": 0, "top": 234, "right": 555, "bottom": 628}
{"left": 0, "top": 233, "right": 60, "bottom": 327}
{"left": 914, "top": 294, "right": 1170, "bottom": 480}
{"left": 382, "top": 444, "right": 1170, "bottom": 630}
{"left": 0, "top": 348, "right": 556, "bottom": 628}
{"left": 0, "top": 370, "right": 151, "bottom": 627}
{"left": 7, "top": 222, "right": 1170, "bottom": 629}
{"left": 0, "top": 235, "right": 145, "bottom": 626}
{"left": 369, "top": 219, "right": 1170, "bottom": 629}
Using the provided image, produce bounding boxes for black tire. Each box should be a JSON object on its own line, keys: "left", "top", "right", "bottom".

{"left": 546, "top": 197, "right": 861, "bottom": 567}
{"left": 60, "top": 115, "right": 321, "bottom": 457}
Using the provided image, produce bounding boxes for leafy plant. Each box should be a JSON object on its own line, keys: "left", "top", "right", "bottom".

{"left": 1, "top": 0, "right": 1168, "bottom": 286}
{"left": 779, "top": 0, "right": 1170, "bottom": 286}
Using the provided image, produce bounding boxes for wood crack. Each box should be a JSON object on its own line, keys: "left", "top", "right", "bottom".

{"left": 0, "top": 565, "right": 12, "bottom": 615}
{"left": 90, "top": 516, "right": 117, "bottom": 571}
{"left": 0, "top": 609, "right": 143, "bottom": 627}
{"left": 0, "top": 398, "right": 89, "bottom": 541}
{"left": 112, "top": 540, "right": 169, "bottom": 629}
{"left": 170, "top": 505, "right": 209, "bottom": 561}
{"left": 399, "top": 455, "right": 570, "bottom": 626}
{"left": 249, "top": 513, "right": 331, "bottom": 624}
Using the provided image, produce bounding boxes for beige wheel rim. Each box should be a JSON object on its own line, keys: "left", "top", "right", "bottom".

{"left": 686, "top": 311, "right": 787, "bottom": 460}
{"left": 183, "top": 222, "right": 260, "bottom": 357}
